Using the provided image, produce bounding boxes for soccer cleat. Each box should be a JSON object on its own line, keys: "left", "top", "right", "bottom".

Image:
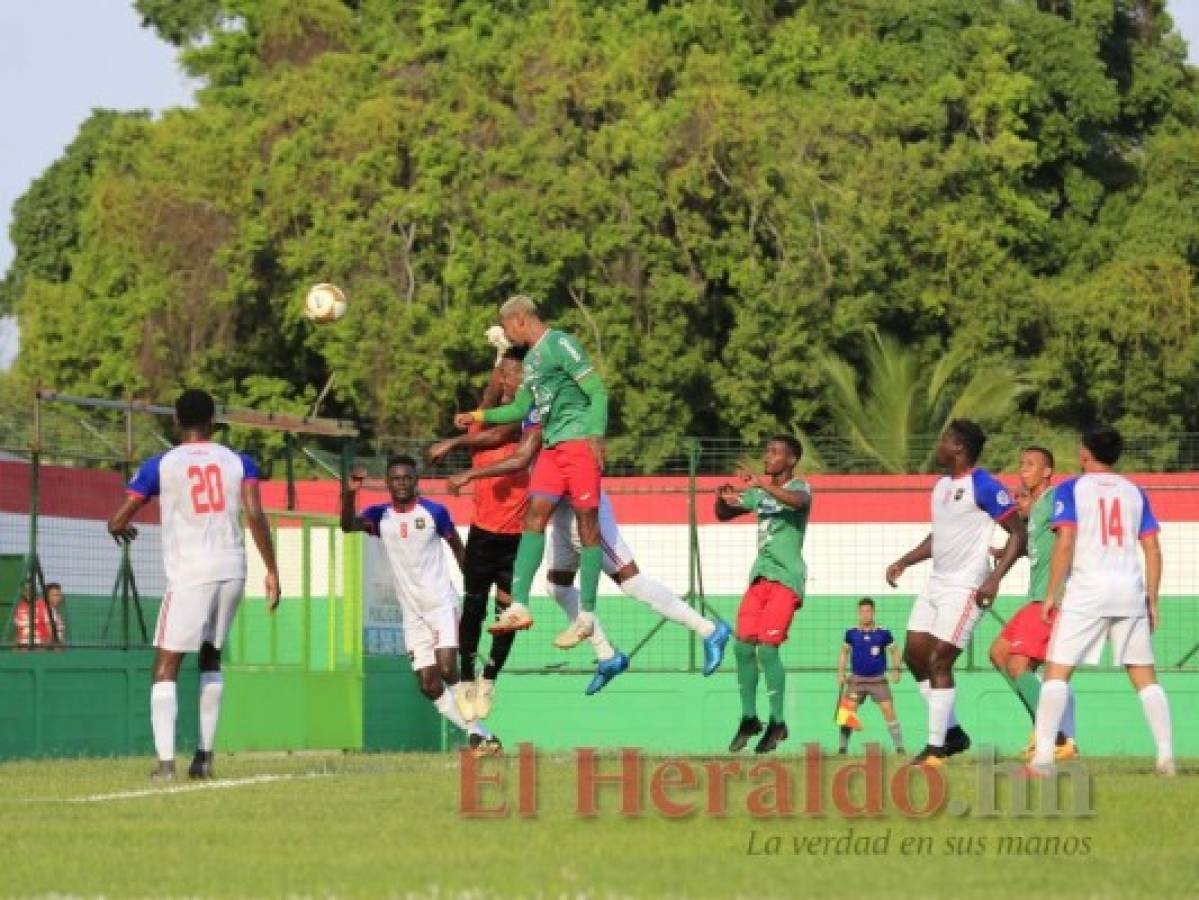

{"left": 1015, "top": 763, "right": 1053, "bottom": 780}
{"left": 943, "top": 725, "right": 972, "bottom": 757}
{"left": 1054, "top": 737, "right": 1079, "bottom": 761}
{"left": 909, "top": 745, "right": 947, "bottom": 768}
{"left": 702, "top": 620, "right": 732, "bottom": 676}
{"left": 1021, "top": 730, "right": 1036, "bottom": 761}
{"left": 754, "top": 720, "right": 788, "bottom": 754}
{"left": 473, "top": 678, "right": 496, "bottom": 719}
{"left": 468, "top": 733, "right": 503, "bottom": 759}
{"left": 188, "top": 750, "right": 214, "bottom": 780}
{"left": 554, "top": 611, "right": 596, "bottom": 650}
{"left": 488, "top": 603, "right": 534, "bottom": 636}
{"left": 1156, "top": 758, "right": 1177, "bottom": 777}
{"left": 454, "top": 682, "right": 477, "bottom": 722}
{"left": 149, "top": 760, "right": 176, "bottom": 782}
{"left": 585, "top": 651, "right": 629, "bottom": 695}
{"left": 728, "top": 716, "right": 763, "bottom": 752}
{"left": 895, "top": 747, "right": 907, "bottom": 756}
{"left": 837, "top": 748, "right": 848, "bottom": 756}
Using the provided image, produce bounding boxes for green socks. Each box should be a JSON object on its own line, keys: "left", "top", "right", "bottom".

{"left": 757, "top": 644, "right": 786, "bottom": 722}
{"left": 510, "top": 531, "right": 546, "bottom": 605}
{"left": 579, "top": 545, "right": 602, "bottom": 613}
{"left": 734, "top": 640, "right": 759, "bottom": 718}
{"left": 1013, "top": 671, "right": 1042, "bottom": 721}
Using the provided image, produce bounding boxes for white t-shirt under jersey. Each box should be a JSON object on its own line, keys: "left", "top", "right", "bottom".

{"left": 128, "top": 441, "right": 259, "bottom": 587}
{"left": 929, "top": 468, "right": 1016, "bottom": 589}
{"left": 1051, "top": 472, "right": 1160, "bottom": 617}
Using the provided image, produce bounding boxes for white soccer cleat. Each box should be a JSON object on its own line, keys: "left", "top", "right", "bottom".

{"left": 454, "top": 682, "right": 477, "bottom": 722}
{"left": 474, "top": 678, "right": 496, "bottom": 719}
{"left": 1156, "top": 758, "right": 1177, "bottom": 777}
{"left": 554, "top": 611, "right": 596, "bottom": 650}
{"left": 488, "top": 603, "right": 534, "bottom": 635}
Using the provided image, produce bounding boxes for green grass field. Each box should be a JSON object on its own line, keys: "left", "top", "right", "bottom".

{"left": 2, "top": 751, "right": 1196, "bottom": 899}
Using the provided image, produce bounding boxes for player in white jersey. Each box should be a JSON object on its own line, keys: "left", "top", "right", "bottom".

{"left": 1027, "top": 425, "right": 1174, "bottom": 777}
{"left": 446, "top": 418, "right": 730, "bottom": 696}
{"left": 886, "top": 420, "right": 1025, "bottom": 768}
{"left": 107, "top": 389, "right": 281, "bottom": 782}
{"left": 340, "top": 455, "right": 501, "bottom": 757}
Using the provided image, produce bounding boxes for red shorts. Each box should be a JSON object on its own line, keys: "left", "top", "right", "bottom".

{"left": 999, "top": 602, "right": 1056, "bottom": 662}
{"left": 736, "top": 578, "right": 801, "bottom": 646}
{"left": 529, "top": 440, "right": 601, "bottom": 510}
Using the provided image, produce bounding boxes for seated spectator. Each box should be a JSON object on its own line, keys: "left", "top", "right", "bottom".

{"left": 12, "top": 584, "right": 52, "bottom": 650}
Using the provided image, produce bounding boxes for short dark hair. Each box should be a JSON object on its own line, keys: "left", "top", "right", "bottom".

{"left": 502, "top": 346, "right": 527, "bottom": 362}
{"left": 946, "top": 419, "right": 986, "bottom": 463}
{"left": 769, "top": 434, "right": 802, "bottom": 461}
{"left": 386, "top": 454, "right": 419, "bottom": 472}
{"left": 45, "top": 582, "right": 62, "bottom": 593}
{"left": 1022, "top": 445, "right": 1055, "bottom": 469}
{"left": 858, "top": 597, "right": 875, "bottom": 608}
{"left": 175, "top": 389, "right": 216, "bottom": 429}
{"left": 1082, "top": 424, "right": 1123, "bottom": 466}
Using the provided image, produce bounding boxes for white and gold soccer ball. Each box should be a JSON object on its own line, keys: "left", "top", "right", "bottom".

{"left": 304, "top": 283, "right": 348, "bottom": 324}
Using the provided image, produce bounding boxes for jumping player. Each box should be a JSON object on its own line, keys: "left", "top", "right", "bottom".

{"left": 454, "top": 296, "right": 613, "bottom": 659}
{"left": 446, "top": 412, "right": 730, "bottom": 695}
{"left": 428, "top": 347, "right": 530, "bottom": 720}
{"left": 836, "top": 598, "right": 904, "bottom": 755}
{"left": 886, "top": 420, "right": 1026, "bottom": 767}
{"left": 988, "top": 447, "right": 1077, "bottom": 759}
{"left": 340, "top": 456, "right": 501, "bottom": 757}
{"left": 1028, "top": 425, "right": 1174, "bottom": 777}
{"left": 716, "top": 436, "right": 811, "bottom": 755}
{"left": 107, "top": 389, "right": 281, "bottom": 781}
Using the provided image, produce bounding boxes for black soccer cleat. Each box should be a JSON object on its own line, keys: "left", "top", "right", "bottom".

{"left": 754, "top": 720, "right": 788, "bottom": 754}
{"left": 468, "top": 733, "right": 503, "bottom": 759}
{"left": 149, "top": 760, "right": 176, "bottom": 782}
{"left": 188, "top": 750, "right": 214, "bottom": 780}
{"left": 728, "top": 716, "right": 763, "bottom": 752}
{"left": 909, "top": 745, "right": 947, "bottom": 768}
{"left": 944, "top": 725, "right": 972, "bottom": 757}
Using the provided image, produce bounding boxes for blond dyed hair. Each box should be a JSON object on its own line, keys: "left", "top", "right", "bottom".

{"left": 499, "top": 294, "right": 539, "bottom": 319}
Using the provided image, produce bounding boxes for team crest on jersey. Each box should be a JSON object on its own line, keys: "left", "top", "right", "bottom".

{"left": 953, "top": 488, "right": 964, "bottom": 501}
{"left": 415, "top": 517, "right": 427, "bottom": 529}
{"left": 997, "top": 490, "right": 1011, "bottom": 505}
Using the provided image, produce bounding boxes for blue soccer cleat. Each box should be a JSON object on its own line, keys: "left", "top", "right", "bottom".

{"left": 702, "top": 620, "right": 732, "bottom": 676}
{"left": 585, "top": 651, "right": 629, "bottom": 695}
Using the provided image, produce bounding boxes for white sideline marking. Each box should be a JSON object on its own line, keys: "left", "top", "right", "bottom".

{"left": 31, "top": 772, "right": 331, "bottom": 804}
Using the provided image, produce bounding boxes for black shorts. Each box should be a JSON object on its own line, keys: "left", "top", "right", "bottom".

{"left": 463, "top": 526, "right": 521, "bottom": 601}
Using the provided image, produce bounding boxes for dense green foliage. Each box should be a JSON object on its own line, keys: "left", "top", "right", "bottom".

{"left": 4, "top": 1, "right": 1199, "bottom": 466}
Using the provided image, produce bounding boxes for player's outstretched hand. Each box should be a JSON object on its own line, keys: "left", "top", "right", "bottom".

{"left": 717, "top": 484, "right": 740, "bottom": 504}
{"left": 885, "top": 561, "right": 905, "bottom": 588}
{"left": 447, "top": 472, "right": 470, "bottom": 496}
{"left": 454, "top": 412, "right": 477, "bottom": 431}
{"left": 265, "top": 571, "right": 281, "bottom": 613}
{"left": 347, "top": 466, "right": 367, "bottom": 492}
{"left": 427, "top": 440, "right": 454, "bottom": 464}
{"left": 109, "top": 524, "right": 138, "bottom": 545}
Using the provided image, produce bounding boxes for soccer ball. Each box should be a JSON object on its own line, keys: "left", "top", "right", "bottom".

{"left": 304, "top": 283, "right": 348, "bottom": 324}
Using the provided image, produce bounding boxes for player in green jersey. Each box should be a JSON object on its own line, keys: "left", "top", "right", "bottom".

{"left": 715, "top": 436, "right": 812, "bottom": 754}
{"left": 454, "top": 296, "right": 627, "bottom": 684}
{"left": 989, "top": 446, "right": 1077, "bottom": 759}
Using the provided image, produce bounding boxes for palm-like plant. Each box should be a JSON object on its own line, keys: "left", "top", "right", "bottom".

{"left": 814, "top": 326, "right": 1027, "bottom": 473}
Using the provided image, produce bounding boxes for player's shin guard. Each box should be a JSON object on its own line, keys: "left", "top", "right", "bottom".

{"left": 198, "top": 672, "right": 224, "bottom": 752}
{"left": 734, "top": 641, "right": 759, "bottom": 718}
{"left": 458, "top": 593, "right": 487, "bottom": 682}
{"left": 150, "top": 681, "right": 177, "bottom": 762}
{"left": 510, "top": 531, "right": 546, "bottom": 605}
{"left": 1138, "top": 683, "right": 1174, "bottom": 764}
{"left": 1012, "top": 671, "right": 1041, "bottom": 721}
{"left": 433, "top": 687, "right": 470, "bottom": 733}
{"left": 927, "top": 688, "right": 955, "bottom": 748}
{"left": 578, "top": 546, "right": 602, "bottom": 613}
{"left": 483, "top": 630, "right": 516, "bottom": 681}
{"left": 757, "top": 644, "right": 786, "bottom": 722}
{"left": 620, "top": 574, "right": 715, "bottom": 637}
{"left": 1032, "top": 678, "right": 1069, "bottom": 768}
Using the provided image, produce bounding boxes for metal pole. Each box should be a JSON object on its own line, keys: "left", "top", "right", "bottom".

{"left": 686, "top": 437, "right": 702, "bottom": 674}
{"left": 24, "top": 391, "right": 42, "bottom": 651}
{"left": 285, "top": 432, "right": 297, "bottom": 512}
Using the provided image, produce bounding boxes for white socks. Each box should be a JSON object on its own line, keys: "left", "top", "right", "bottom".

{"left": 198, "top": 672, "right": 224, "bottom": 752}
{"left": 620, "top": 574, "right": 715, "bottom": 638}
{"left": 1060, "top": 684, "right": 1076, "bottom": 739}
{"left": 150, "top": 681, "right": 177, "bottom": 763}
{"left": 918, "top": 678, "right": 958, "bottom": 729}
{"left": 1138, "top": 684, "right": 1174, "bottom": 764}
{"left": 927, "top": 688, "right": 955, "bottom": 748}
{"left": 548, "top": 583, "right": 615, "bottom": 660}
{"left": 1033, "top": 678, "right": 1070, "bottom": 768}
{"left": 433, "top": 688, "right": 470, "bottom": 732}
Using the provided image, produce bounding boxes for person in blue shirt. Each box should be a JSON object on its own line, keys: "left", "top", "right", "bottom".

{"left": 836, "top": 598, "right": 904, "bottom": 755}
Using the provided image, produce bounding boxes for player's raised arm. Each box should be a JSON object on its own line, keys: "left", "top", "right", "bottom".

{"left": 735, "top": 463, "right": 809, "bottom": 510}
{"left": 339, "top": 468, "right": 379, "bottom": 534}
{"left": 428, "top": 423, "right": 522, "bottom": 465}
{"left": 886, "top": 534, "right": 931, "bottom": 587}
{"left": 241, "top": 477, "right": 282, "bottom": 612}
{"left": 447, "top": 427, "right": 543, "bottom": 495}
{"left": 457, "top": 385, "right": 535, "bottom": 429}
{"left": 714, "top": 484, "right": 750, "bottom": 521}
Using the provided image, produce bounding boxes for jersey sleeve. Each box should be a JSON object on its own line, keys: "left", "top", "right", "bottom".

{"left": 422, "top": 499, "right": 457, "bottom": 539}
{"left": 127, "top": 455, "right": 163, "bottom": 499}
{"left": 553, "top": 332, "right": 595, "bottom": 382}
{"left": 359, "top": 504, "right": 387, "bottom": 536}
{"left": 971, "top": 469, "right": 1015, "bottom": 522}
{"left": 1050, "top": 478, "right": 1078, "bottom": 531}
{"left": 880, "top": 629, "right": 894, "bottom": 649}
{"left": 237, "top": 453, "right": 261, "bottom": 482}
{"left": 1138, "top": 488, "right": 1161, "bottom": 538}
{"left": 843, "top": 629, "right": 854, "bottom": 646}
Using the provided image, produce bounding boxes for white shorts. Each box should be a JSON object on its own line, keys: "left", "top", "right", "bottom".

{"left": 907, "top": 583, "right": 982, "bottom": 649}
{"left": 404, "top": 604, "right": 459, "bottom": 671}
{"left": 1046, "top": 609, "right": 1155, "bottom": 668}
{"left": 548, "top": 493, "right": 634, "bottom": 577}
{"left": 155, "top": 579, "right": 245, "bottom": 653}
